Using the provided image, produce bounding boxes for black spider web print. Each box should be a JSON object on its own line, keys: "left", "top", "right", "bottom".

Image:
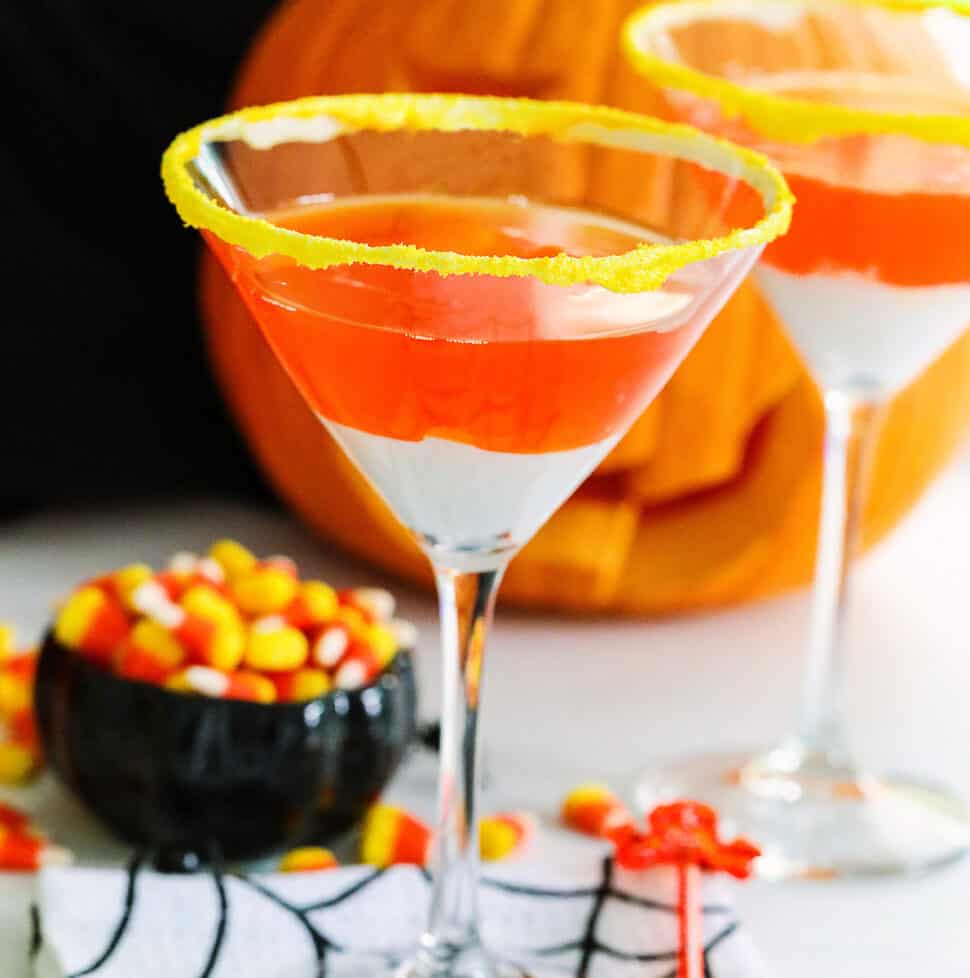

{"left": 37, "top": 853, "right": 745, "bottom": 978}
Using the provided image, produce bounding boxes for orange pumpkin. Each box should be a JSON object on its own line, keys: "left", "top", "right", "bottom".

{"left": 200, "top": 0, "right": 970, "bottom": 614}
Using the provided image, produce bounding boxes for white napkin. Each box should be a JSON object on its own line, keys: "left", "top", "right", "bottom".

{"left": 34, "top": 850, "right": 767, "bottom": 978}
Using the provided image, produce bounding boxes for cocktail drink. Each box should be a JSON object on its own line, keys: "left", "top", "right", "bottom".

{"left": 625, "top": 0, "right": 970, "bottom": 877}
{"left": 211, "top": 195, "right": 739, "bottom": 550}
{"left": 163, "top": 94, "right": 791, "bottom": 974}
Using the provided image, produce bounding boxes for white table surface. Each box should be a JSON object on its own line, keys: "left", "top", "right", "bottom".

{"left": 2, "top": 455, "right": 970, "bottom": 977}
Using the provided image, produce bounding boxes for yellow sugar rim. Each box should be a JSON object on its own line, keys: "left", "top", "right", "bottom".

{"left": 624, "top": 0, "right": 970, "bottom": 147}
{"left": 162, "top": 93, "right": 792, "bottom": 293}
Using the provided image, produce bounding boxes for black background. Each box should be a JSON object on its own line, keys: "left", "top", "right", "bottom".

{"left": 1, "top": 1, "right": 281, "bottom": 518}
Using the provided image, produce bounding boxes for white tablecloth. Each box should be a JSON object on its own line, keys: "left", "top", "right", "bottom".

{"left": 2, "top": 455, "right": 969, "bottom": 976}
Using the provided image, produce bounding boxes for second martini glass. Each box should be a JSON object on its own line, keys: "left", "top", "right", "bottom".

{"left": 163, "top": 95, "right": 789, "bottom": 975}
{"left": 625, "top": 0, "right": 970, "bottom": 877}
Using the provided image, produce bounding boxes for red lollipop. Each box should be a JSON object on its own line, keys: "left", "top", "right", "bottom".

{"left": 614, "top": 801, "right": 760, "bottom": 978}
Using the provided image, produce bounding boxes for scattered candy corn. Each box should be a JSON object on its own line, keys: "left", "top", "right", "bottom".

{"left": 0, "top": 801, "right": 32, "bottom": 834}
{"left": 561, "top": 783, "right": 635, "bottom": 843}
{"left": 0, "top": 625, "right": 42, "bottom": 783}
{"left": 0, "top": 827, "right": 72, "bottom": 872}
{"left": 278, "top": 847, "right": 339, "bottom": 873}
{"left": 360, "top": 804, "right": 535, "bottom": 868}
{"left": 361, "top": 804, "right": 432, "bottom": 868}
{"left": 479, "top": 812, "right": 535, "bottom": 862}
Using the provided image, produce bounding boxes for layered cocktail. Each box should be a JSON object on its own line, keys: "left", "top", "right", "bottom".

{"left": 626, "top": 0, "right": 970, "bottom": 878}
{"left": 163, "top": 94, "right": 791, "bottom": 974}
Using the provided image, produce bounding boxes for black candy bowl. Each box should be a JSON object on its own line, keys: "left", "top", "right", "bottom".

{"left": 35, "top": 633, "right": 417, "bottom": 861}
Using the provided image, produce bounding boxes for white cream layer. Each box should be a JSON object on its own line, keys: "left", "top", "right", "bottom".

{"left": 324, "top": 421, "right": 619, "bottom": 563}
{"left": 756, "top": 265, "right": 970, "bottom": 396}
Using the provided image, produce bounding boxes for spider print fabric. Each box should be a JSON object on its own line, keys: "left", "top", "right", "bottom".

{"left": 33, "top": 857, "right": 767, "bottom": 978}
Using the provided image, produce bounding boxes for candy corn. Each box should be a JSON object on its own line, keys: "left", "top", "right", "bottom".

{"left": 361, "top": 804, "right": 431, "bottom": 867}
{"left": 365, "top": 624, "right": 398, "bottom": 661}
{"left": 284, "top": 581, "right": 338, "bottom": 630}
{"left": 54, "top": 587, "right": 129, "bottom": 665}
{"left": 8, "top": 708, "right": 39, "bottom": 753}
{"left": 152, "top": 554, "right": 227, "bottom": 602}
{"left": 163, "top": 671, "right": 194, "bottom": 694}
{"left": 168, "top": 552, "right": 226, "bottom": 586}
{"left": 0, "top": 828, "right": 72, "bottom": 872}
{"left": 181, "top": 586, "right": 242, "bottom": 628}
{"left": 115, "top": 619, "right": 186, "bottom": 684}
{"left": 561, "top": 784, "right": 635, "bottom": 842}
{"left": 263, "top": 555, "right": 299, "bottom": 577}
{"left": 3, "top": 652, "right": 36, "bottom": 685}
{"left": 335, "top": 641, "right": 394, "bottom": 690}
{"left": 175, "top": 587, "right": 246, "bottom": 671}
{"left": 0, "top": 668, "right": 32, "bottom": 716}
{"left": 245, "top": 618, "right": 309, "bottom": 672}
{"left": 0, "top": 795, "right": 70, "bottom": 873}
{"left": 89, "top": 563, "right": 155, "bottom": 612}
{"left": 271, "top": 668, "right": 332, "bottom": 703}
{"left": 0, "top": 801, "right": 31, "bottom": 834}
{"left": 231, "top": 563, "right": 299, "bottom": 616}
{"left": 335, "top": 606, "right": 370, "bottom": 639}
{"left": 0, "top": 742, "right": 39, "bottom": 784}
{"left": 0, "top": 626, "right": 41, "bottom": 782}
{"left": 209, "top": 539, "right": 257, "bottom": 581}
{"left": 479, "top": 812, "right": 535, "bottom": 862}
{"left": 0, "top": 625, "right": 13, "bottom": 664}
{"left": 278, "top": 847, "right": 339, "bottom": 872}
{"left": 177, "top": 666, "right": 277, "bottom": 703}
{"left": 340, "top": 587, "right": 395, "bottom": 623}
{"left": 311, "top": 623, "right": 351, "bottom": 670}
{"left": 51, "top": 541, "right": 413, "bottom": 705}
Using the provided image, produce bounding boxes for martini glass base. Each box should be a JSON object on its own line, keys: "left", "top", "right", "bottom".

{"left": 323, "top": 946, "right": 526, "bottom": 978}
{"left": 400, "top": 943, "right": 527, "bottom": 978}
{"left": 633, "top": 743, "right": 970, "bottom": 879}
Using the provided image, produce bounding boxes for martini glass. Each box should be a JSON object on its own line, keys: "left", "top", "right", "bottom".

{"left": 625, "top": 0, "right": 970, "bottom": 877}
{"left": 162, "top": 93, "right": 791, "bottom": 975}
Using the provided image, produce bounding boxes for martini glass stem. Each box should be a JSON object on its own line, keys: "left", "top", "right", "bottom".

{"left": 797, "top": 390, "right": 883, "bottom": 766}
{"left": 415, "top": 562, "right": 506, "bottom": 977}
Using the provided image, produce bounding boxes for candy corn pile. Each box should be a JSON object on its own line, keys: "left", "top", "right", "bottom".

{"left": 277, "top": 806, "right": 535, "bottom": 872}
{"left": 53, "top": 540, "right": 417, "bottom": 704}
{"left": 0, "top": 624, "right": 41, "bottom": 784}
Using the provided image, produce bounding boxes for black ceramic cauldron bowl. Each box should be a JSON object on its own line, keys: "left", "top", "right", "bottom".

{"left": 35, "top": 633, "right": 417, "bottom": 861}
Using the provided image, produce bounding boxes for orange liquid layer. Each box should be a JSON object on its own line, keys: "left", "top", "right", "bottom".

{"left": 678, "top": 77, "right": 970, "bottom": 285}
{"left": 212, "top": 196, "right": 714, "bottom": 454}
{"left": 763, "top": 161, "right": 970, "bottom": 285}
{"left": 754, "top": 79, "right": 970, "bottom": 284}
